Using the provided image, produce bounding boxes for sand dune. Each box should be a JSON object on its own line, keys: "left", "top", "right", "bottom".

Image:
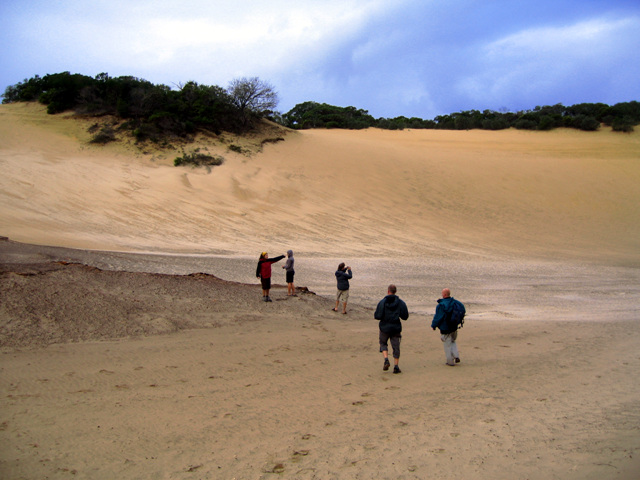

{"left": 1, "top": 103, "right": 640, "bottom": 479}
{"left": 1, "top": 102, "right": 638, "bottom": 263}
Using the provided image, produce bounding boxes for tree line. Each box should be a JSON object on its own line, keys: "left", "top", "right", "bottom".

{"left": 282, "top": 100, "right": 639, "bottom": 132}
{"left": 1, "top": 72, "right": 278, "bottom": 141}
{"left": 3, "top": 71, "right": 639, "bottom": 139}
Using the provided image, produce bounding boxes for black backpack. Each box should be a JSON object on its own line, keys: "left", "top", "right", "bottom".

{"left": 446, "top": 298, "right": 466, "bottom": 330}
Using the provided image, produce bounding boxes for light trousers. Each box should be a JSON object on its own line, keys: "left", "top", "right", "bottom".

{"left": 441, "top": 331, "right": 459, "bottom": 365}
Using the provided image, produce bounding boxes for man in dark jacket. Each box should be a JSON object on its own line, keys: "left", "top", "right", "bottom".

{"left": 375, "top": 284, "right": 410, "bottom": 374}
{"left": 333, "top": 263, "right": 352, "bottom": 314}
{"left": 431, "top": 288, "right": 465, "bottom": 366}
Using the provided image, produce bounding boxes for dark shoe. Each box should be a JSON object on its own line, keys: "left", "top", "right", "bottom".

{"left": 455, "top": 357, "right": 461, "bottom": 363}
{"left": 266, "top": 296, "right": 272, "bottom": 302}
{"left": 446, "top": 363, "right": 455, "bottom": 366}
{"left": 393, "top": 366, "right": 401, "bottom": 374}
{"left": 331, "top": 308, "right": 338, "bottom": 312}
{"left": 383, "top": 359, "right": 390, "bottom": 371}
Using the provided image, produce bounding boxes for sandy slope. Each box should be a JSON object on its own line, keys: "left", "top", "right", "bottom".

{"left": 1, "top": 102, "right": 639, "bottom": 263}
{"left": 1, "top": 242, "right": 640, "bottom": 480}
{"left": 1, "top": 103, "right": 640, "bottom": 479}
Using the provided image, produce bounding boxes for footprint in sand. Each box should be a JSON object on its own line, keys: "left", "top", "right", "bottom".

{"left": 269, "top": 463, "right": 285, "bottom": 473}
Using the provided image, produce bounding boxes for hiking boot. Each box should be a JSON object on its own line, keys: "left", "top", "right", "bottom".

{"left": 383, "top": 359, "right": 390, "bottom": 371}
{"left": 393, "top": 366, "right": 401, "bottom": 374}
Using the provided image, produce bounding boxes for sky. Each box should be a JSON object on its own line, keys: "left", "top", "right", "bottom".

{"left": 1, "top": 0, "right": 639, "bottom": 119}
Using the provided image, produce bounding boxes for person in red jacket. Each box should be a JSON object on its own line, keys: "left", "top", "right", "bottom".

{"left": 256, "top": 252, "right": 285, "bottom": 302}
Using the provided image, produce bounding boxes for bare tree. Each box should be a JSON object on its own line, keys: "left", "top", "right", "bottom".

{"left": 227, "top": 77, "right": 279, "bottom": 126}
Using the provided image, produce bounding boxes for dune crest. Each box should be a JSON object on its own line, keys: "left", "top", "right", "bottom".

{"left": 1, "top": 102, "right": 638, "bottom": 264}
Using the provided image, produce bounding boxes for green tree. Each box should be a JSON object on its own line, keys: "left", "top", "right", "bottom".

{"left": 611, "top": 116, "right": 635, "bottom": 132}
{"left": 282, "top": 102, "right": 375, "bottom": 129}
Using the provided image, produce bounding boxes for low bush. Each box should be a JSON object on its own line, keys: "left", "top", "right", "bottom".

{"left": 612, "top": 117, "right": 635, "bottom": 133}
{"left": 260, "top": 137, "right": 284, "bottom": 145}
{"left": 174, "top": 152, "right": 224, "bottom": 167}
{"left": 89, "top": 126, "right": 116, "bottom": 144}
